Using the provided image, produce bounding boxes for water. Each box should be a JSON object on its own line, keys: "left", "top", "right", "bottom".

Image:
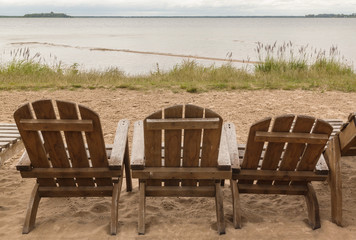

{"left": 0, "top": 17, "right": 355, "bottom": 75}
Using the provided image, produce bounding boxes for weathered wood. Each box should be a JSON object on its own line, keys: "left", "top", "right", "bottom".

{"left": 132, "top": 167, "right": 231, "bottom": 179}
{"left": 238, "top": 184, "right": 308, "bottom": 195}
{"left": 304, "top": 183, "right": 321, "bottom": 229}
{"left": 14, "top": 103, "right": 56, "bottom": 186}
{"left": 20, "top": 168, "right": 122, "bottom": 178}
{"left": 217, "top": 126, "right": 232, "bottom": 170}
{"left": 22, "top": 184, "right": 41, "bottom": 234}
{"left": 57, "top": 100, "right": 94, "bottom": 186}
{"left": 259, "top": 115, "right": 294, "bottom": 184}
{"left": 20, "top": 119, "right": 93, "bottom": 132}
{"left": 138, "top": 181, "right": 146, "bottom": 235}
{"left": 110, "top": 179, "right": 122, "bottom": 235}
{"left": 224, "top": 123, "right": 240, "bottom": 171}
{"left": 230, "top": 179, "right": 241, "bottom": 229}
{"left": 0, "top": 133, "right": 21, "bottom": 138}
{"left": 109, "top": 119, "right": 130, "bottom": 170}
{"left": 146, "top": 118, "right": 220, "bottom": 130}
{"left": 276, "top": 115, "right": 315, "bottom": 185}
{"left": 200, "top": 109, "right": 223, "bottom": 186}
{"left": 0, "top": 129, "right": 19, "bottom": 134}
{"left": 131, "top": 121, "right": 145, "bottom": 170}
{"left": 164, "top": 105, "right": 182, "bottom": 186}
{"left": 144, "top": 110, "right": 162, "bottom": 186}
{"left": 182, "top": 105, "right": 203, "bottom": 186}
{"left": 32, "top": 100, "right": 75, "bottom": 187}
{"left": 0, "top": 141, "right": 10, "bottom": 148}
{"left": 233, "top": 169, "right": 327, "bottom": 181}
{"left": 79, "top": 104, "right": 112, "bottom": 186}
{"left": 324, "top": 136, "right": 343, "bottom": 226}
{"left": 215, "top": 182, "right": 225, "bottom": 234}
{"left": 338, "top": 116, "right": 356, "bottom": 155}
{"left": 123, "top": 138, "right": 132, "bottom": 192}
{"left": 145, "top": 185, "right": 216, "bottom": 197}
{"left": 38, "top": 186, "right": 114, "bottom": 197}
{"left": 255, "top": 131, "right": 329, "bottom": 144}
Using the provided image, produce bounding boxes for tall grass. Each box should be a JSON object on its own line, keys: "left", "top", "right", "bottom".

{"left": 0, "top": 44, "right": 355, "bottom": 92}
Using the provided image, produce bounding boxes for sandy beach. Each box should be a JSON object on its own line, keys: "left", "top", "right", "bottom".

{"left": 1, "top": 89, "right": 355, "bottom": 239}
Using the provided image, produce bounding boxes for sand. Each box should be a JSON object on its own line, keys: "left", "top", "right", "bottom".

{"left": 0, "top": 89, "right": 355, "bottom": 239}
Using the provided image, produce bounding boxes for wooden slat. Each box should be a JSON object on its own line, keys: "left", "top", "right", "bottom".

{"left": 146, "top": 118, "right": 220, "bottom": 130}
{"left": 0, "top": 126, "right": 17, "bottom": 130}
{"left": 79, "top": 104, "right": 112, "bottom": 186}
{"left": 182, "top": 105, "right": 204, "bottom": 186}
{"left": 14, "top": 103, "right": 56, "bottom": 186}
{"left": 0, "top": 133, "right": 21, "bottom": 138}
{"left": 238, "top": 184, "right": 308, "bottom": 195}
{"left": 338, "top": 117, "right": 356, "bottom": 155}
{"left": 224, "top": 122, "right": 240, "bottom": 171}
{"left": 20, "top": 168, "right": 122, "bottom": 178}
{"left": 144, "top": 109, "right": 162, "bottom": 186}
{"left": 132, "top": 167, "right": 231, "bottom": 179}
{"left": 32, "top": 100, "right": 76, "bottom": 187}
{"left": 297, "top": 119, "right": 333, "bottom": 171}
{"left": 20, "top": 119, "right": 93, "bottom": 132}
{"left": 234, "top": 169, "right": 327, "bottom": 181}
{"left": 131, "top": 121, "right": 145, "bottom": 170}
{"left": 200, "top": 109, "right": 223, "bottom": 186}
{"left": 0, "top": 137, "right": 18, "bottom": 143}
{"left": 275, "top": 116, "right": 315, "bottom": 185}
{"left": 38, "top": 186, "right": 114, "bottom": 197}
{"left": 258, "top": 115, "right": 294, "bottom": 184}
{"left": 57, "top": 100, "right": 94, "bottom": 186}
{"left": 217, "top": 126, "right": 231, "bottom": 170}
{"left": 164, "top": 105, "right": 182, "bottom": 186}
{"left": 109, "top": 119, "right": 130, "bottom": 170}
{"left": 0, "top": 129, "right": 19, "bottom": 134}
{"left": 255, "top": 131, "right": 329, "bottom": 144}
{"left": 0, "top": 141, "right": 10, "bottom": 148}
{"left": 145, "top": 186, "right": 216, "bottom": 197}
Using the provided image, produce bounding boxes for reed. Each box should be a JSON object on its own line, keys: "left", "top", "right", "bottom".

{"left": 0, "top": 44, "right": 355, "bottom": 92}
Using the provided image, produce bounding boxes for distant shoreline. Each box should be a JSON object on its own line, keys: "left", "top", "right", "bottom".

{"left": 0, "top": 15, "right": 355, "bottom": 18}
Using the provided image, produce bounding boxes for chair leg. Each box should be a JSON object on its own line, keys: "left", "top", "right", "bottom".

{"left": 230, "top": 179, "right": 241, "bottom": 229}
{"left": 124, "top": 140, "right": 132, "bottom": 192}
{"left": 326, "top": 136, "right": 343, "bottom": 226}
{"left": 23, "top": 183, "right": 41, "bottom": 234}
{"left": 304, "top": 183, "right": 320, "bottom": 230}
{"left": 138, "top": 181, "right": 146, "bottom": 235}
{"left": 215, "top": 182, "right": 225, "bottom": 234}
{"left": 110, "top": 178, "right": 123, "bottom": 235}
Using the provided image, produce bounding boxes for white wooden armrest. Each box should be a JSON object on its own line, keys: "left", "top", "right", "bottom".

{"left": 217, "top": 124, "right": 231, "bottom": 170}
{"left": 224, "top": 122, "right": 240, "bottom": 172}
{"left": 131, "top": 120, "right": 145, "bottom": 170}
{"left": 108, "top": 119, "right": 129, "bottom": 170}
{"left": 16, "top": 151, "right": 31, "bottom": 171}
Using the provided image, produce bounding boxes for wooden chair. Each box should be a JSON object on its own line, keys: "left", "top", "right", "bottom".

{"left": 14, "top": 100, "right": 132, "bottom": 235}
{"left": 130, "top": 105, "right": 235, "bottom": 235}
{"left": 0, "top": 123, "right": 24, "bottom": 165}
{"left": 229, "top": 115, "right": 333, "bottom": 229}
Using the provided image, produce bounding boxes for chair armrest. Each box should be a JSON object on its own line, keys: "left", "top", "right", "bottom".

{"left": 131, "top": 120, "right": 145, "bottom": 170}
{"left": 108, "top": 119, "right": 130, "bottom": 170}
{"left": 217, "top": 123, "right": 231, "bottom": 170}
{"left": 16, "top": 151, "right": 31, "bottom": 171}
{"left": 224, "top": 122, "right": 240, "bottom": 172}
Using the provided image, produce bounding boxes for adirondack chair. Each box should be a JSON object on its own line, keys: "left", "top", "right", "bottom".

{"left": 0, "top": 123, "right": 24, "bottom": 165}
{"left": 14, "top": 100, "right": 132, "bottom": 235}
{"left": 130, "top": 105, "right": 234, "bottom": 235}
{"left": 229, "top": 115, "right": 333, "bottom": 229}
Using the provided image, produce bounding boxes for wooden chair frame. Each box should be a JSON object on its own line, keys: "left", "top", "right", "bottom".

{"left": 130, "top": 105, "right": 235, "bottom": 235}
{"left": 229, "top": 115, "right": 333, "bottom": 230}
{"left": 14, "top": 100, "right": 132, "bottom": 235}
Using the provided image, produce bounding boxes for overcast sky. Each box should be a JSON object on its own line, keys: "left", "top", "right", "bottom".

{"left": 0, "top": 0, "right": 355, "bottom": 16}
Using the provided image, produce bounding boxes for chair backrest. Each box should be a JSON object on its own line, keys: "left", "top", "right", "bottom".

{"left": 143, "top": 105, "right": 223, "bottom": 186}
{"left": 14, "top": 99, "right": 112, "bottom": 187}
{"left": 241, "top": 114, "right": 333, "bottom": 185}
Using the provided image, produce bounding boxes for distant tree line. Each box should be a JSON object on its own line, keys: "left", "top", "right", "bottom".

{"left": 306, "top": 13, "right": 356, "bottom": 18}
{"left": 24, "top": 12, "right": 71, "bottom": 18}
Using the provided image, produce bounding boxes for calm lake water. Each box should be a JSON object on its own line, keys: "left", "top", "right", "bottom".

{"left": 0, "top": 18, "right": 355, "bottom": 75}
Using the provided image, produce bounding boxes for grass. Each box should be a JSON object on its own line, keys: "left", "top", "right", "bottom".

{"left": 0, "top": 43, "right": 355, "bottom": 92}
